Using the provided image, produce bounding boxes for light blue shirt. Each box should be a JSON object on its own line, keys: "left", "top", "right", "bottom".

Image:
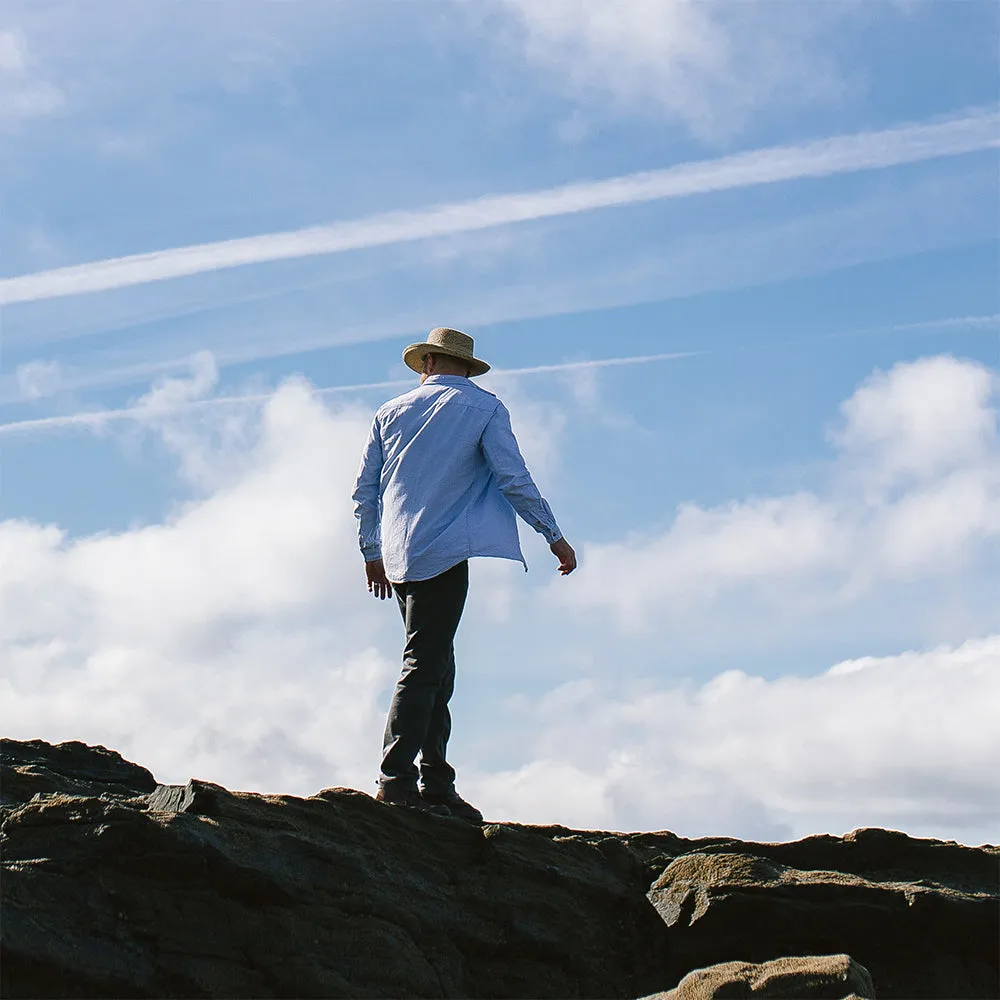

{"left": 352, "top": 374, "right": 562, "bottom": 583}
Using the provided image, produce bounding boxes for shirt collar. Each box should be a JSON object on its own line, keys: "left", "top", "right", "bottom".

{"left": 423, "top": 374, "right": 471, "bottom": 385}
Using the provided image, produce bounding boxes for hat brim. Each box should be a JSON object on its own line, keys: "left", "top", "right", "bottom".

{"left": 402, "top": 342, "right": 490, "bottom": 377}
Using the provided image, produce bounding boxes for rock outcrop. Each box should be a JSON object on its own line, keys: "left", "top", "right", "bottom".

{"left": 642, "top": 954, "right": 876, "bottom": 1000}
{"left": 2, "top": 738, "right": 997, "bottom": 999}
{"left": 647, "top": 844, "right": 997, "bottom": 998}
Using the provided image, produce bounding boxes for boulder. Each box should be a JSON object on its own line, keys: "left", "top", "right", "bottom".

{"left": 628, "top": 826, "right": 998, "bottom": 896}
{"left": 641, "top": 953, "right": 875, "bottom": 999}
{"left": 648, "top": 849, "right": 998, "bottom": 999}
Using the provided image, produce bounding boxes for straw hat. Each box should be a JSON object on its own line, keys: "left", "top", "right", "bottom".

{"left": 402, "top": 327, "right": 491, "bottom": 377}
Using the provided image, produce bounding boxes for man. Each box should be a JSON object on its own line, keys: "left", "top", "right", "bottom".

{"left": 352, "top": 327, "right": 576, "bottom": 824}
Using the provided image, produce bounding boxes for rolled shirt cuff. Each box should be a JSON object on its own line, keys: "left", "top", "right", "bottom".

{"left": 534, "top": 498, "right": 561, "bottom": 544}
{"left": 362, "top": 544, "right": 382, "bottom": 561}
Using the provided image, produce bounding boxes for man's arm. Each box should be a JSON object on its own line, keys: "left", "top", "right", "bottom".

{"left": 480, "top": 403, "right": 576, "bottom": 575}
{"left": 352, "top": 418, "right": 393, "bottom": 598}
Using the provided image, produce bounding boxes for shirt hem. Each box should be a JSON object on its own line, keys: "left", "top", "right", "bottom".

{"left": 388, "top": 551, "right": 526, "bottom": 583}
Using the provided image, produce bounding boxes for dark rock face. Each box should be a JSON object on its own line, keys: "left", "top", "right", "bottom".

{"left": 1, "top": 740, "right": 670, "bottom": 999}
{"left": 646, "top": 838, "right": 999, "bottom": 1000}
{"left": 2, "top": 739, "right": 997, "bottom": 1000}
{"left": 1, "top": 738, "right": 156, "bottom": 805}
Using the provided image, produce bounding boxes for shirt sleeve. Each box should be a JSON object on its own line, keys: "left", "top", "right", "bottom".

{"left": 480, "top": 402, "right": 562, "bottom": 544}
{"left": 352, "top": 417, "right": 384, "bottom": 561}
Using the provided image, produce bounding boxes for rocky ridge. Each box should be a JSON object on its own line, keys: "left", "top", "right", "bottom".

{"left": 1, "top": 738, "right": 997, "bottom": 999}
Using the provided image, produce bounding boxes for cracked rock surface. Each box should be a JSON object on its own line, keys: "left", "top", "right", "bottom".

{"left": 2, "top": 739, "right": 997, "bottom": 999}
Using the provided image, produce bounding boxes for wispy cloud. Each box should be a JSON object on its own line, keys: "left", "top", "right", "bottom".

{"left": 3, "top": 109, "right": 997, "bottom": 305}
{"left": 7, "top": 306, "right": 999, "bottom": 436}
{"left": 0, "top": 28, "right": 64, "bottom": 124}
{"left": 492, "top": 0, "right": 855, "bottom": 139}
{"left": 4, "top": 305, "right": 994, "bottom": 412}
{"left": 0, "top": 350, "right": 701, "bottom": 437}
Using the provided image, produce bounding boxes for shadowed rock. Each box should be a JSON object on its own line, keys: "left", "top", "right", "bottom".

{"left": 1, "top": 741, "right": 670, "bottom": 999}
{"left": 0, "top": 738, "right": 156, "bottom": 805}
{"left": 647, "top": 848, "right": 998, "bottom": 999}
{"left": 1, "top": 739, "right": 997, "bottom": 999}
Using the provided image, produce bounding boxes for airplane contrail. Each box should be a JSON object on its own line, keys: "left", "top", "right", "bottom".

{"left": 0, "top": 351, "right": 701, "bottom": 436}
{"left": 2, "top": 109, "right": 997, "bottom": 305}
{"left": 4, "top": 307, "right": 997, "bottom": 437}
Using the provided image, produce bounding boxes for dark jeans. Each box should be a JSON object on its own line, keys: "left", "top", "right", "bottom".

{"left": 380, "top": 560, "right": 469, "bottom": 796}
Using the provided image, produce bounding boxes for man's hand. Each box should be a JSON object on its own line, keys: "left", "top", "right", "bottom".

{"left": 550, "top": 537, "right": 577, "bottom": 575}
{"left": 365, "top": 558, "right": 393, "bottom": 600}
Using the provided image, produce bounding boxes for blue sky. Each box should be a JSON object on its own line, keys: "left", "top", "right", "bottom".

{"left": 1, "top": 1, "right": 998, "bottom": 843}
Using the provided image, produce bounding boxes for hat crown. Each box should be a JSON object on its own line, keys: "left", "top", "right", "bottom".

{"left": 402, "top": 326, "right": 490, "bottom": 376}
{"left": 426, "top": 327, "right": 475, "bottom": 360}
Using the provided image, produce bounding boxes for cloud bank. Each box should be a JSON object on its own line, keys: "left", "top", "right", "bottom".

{"left": 2, "top": 372, "right": 391, "bottom": 793}
{"left": 559, "top": 356, "right": 1000, "bottom": 631}
{"left": 475, "top": 634, "right": 1000, "bottom": 841}
{"left": 2, "top": 353, "right": 997, "bottom": 844}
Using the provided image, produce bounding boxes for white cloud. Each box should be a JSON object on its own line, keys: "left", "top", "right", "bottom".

{"left": 14, "top": 359, "right": 62, "bottom": 399}
{"left": 1, "top": 0, "right": 348, "bottom": 118}
{"left": 558, "top": 355, "right": 1000, "bottom": 630}
{"left": 0, "top": 29, "right": 25, "bottom": 72}
{"left": 0, "top": 28, "right": 63, "bottom": 123}
{"left": 833, "top": 355, "right": 998, "bottom": 492}
{"left": 471, "top": 634, "right": 1000, "bottom": 844}
{"left": 491, "top": 0, "right": 855, "bottom": 137}
{"left": 0, "top": 368, "right": 397, "bottom": 792}
{"left": 2, "top": 353, "right": 997, "bottom": 846}
{"left": 0, "top": 355, "right": 573, "bottom": 795}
